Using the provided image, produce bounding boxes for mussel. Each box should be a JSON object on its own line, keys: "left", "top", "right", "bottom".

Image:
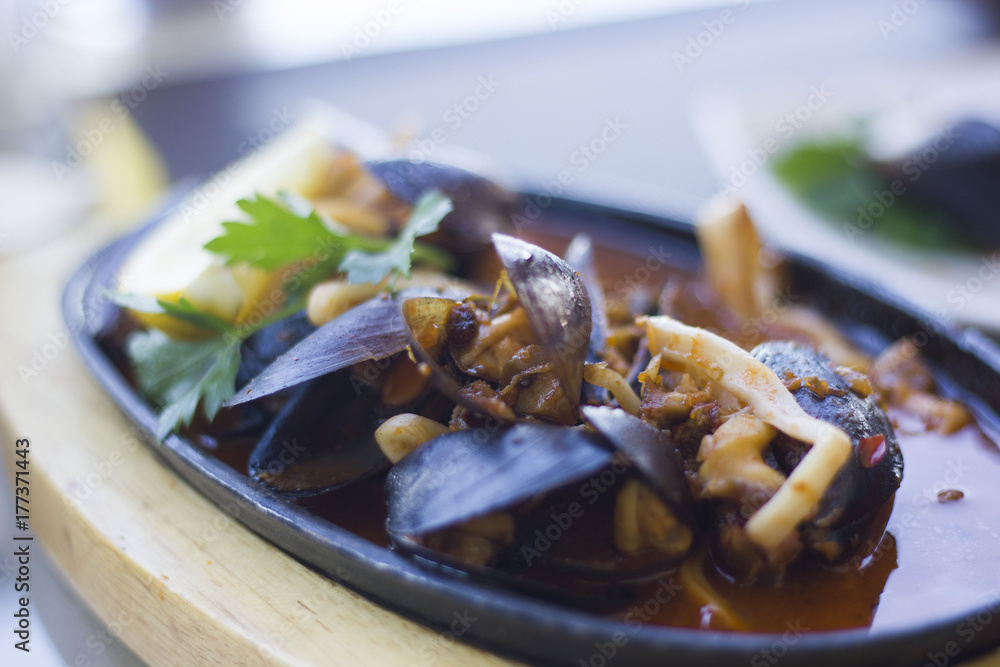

{"left": 385, "top": 422, "right": 635, "bottom": 605}
{"left": 385, "top": 415, "right": 694, "bottom": 593}
{"left": 564, "top": 233, "right": 613, "bottom": 405}
{"left": 492, "top": 233, "right": 592, "bottom": 418}
{"left": 247, "top": 346, "right": 455, "bottom": 497}
{"left": 233, "top": 289, "right": 462, "bottom": 496}
{"left": 398, "top": 233, "right": 594, "bottom": 426}
{"left": 203, "top": 313, "right": 317, "bottom": 439}
{"left": 582, "top": 406, "right": 693, "bottom": 523}
{"left": 751, "top": 340, "right": 903, "bottom": 562}
{"left": 229, "top": 286, "right": 468, "bottom": 406}
{"left": 386, "top": 423, "right": 612, "bottom": 541}
{"left": 247, "top": 372, "right": 389, "bottom": 497}
{"left": 238, "top": 311, "right": 318, "bottom": 383}
{"left": 365, "top": 159, "right": 516, "bottom": 253}
{"left": 563, "top": 233, "right": 608, "bottom": 361}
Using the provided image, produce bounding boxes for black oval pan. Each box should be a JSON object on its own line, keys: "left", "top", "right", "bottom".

{"left": 64, "top": 189, "right": 1000, "bottom": 667}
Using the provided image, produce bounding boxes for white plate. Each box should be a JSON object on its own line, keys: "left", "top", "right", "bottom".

{"left": 691, "top": 47, "right": 1000, "bottom": 332}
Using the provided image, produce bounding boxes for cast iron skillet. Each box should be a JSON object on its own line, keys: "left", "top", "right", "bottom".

{"left": 64, "top": 189, "right": 1000, "bottom": 667}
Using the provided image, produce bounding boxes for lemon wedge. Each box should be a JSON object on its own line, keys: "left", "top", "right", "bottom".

{"left": 118, "top": 124, "right": 335, "bottom": 339}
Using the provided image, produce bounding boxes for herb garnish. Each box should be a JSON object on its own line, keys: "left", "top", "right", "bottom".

{"left": 205, "top": 190, "right": 453, "bottom": 288}
{"left": 114, "top": 189, "right": 454, "bottom": 439}
{"left": 127, "top": 330, "right": 242, "bottom": 440}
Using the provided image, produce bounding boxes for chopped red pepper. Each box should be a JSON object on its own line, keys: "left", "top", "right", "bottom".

{"left": 858, "top": 434, "right": 887, "bottom": 468}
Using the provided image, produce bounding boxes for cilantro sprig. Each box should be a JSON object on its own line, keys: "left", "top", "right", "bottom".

{"left": 115, "top": 189, "right": 455, "bottom": 440}
{"left": 205, "top": 189, "right": 454, "bottom": 288}
{"left": 339, "top": 189, "right": 454, "bottom": 286}
{"left": 127, "top": 330, "right": 242, "bottom": 441}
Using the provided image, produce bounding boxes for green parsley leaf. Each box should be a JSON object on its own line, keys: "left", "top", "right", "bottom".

{"left": 204, "top": 194, "right": 355, "bottom": 271}
{"left": 127, "top": 329, "right": 243, "bottom": 440}
{"left": 122, "top": 188, "right": 455, "bottom": 440}
{"left": 104, "top": 290, "right": 235, "bottom": 334}
{"left": 339, "top": 190, "right": 454, "bottom": 286}
{"left": 204, "top": 190, "right": 453, "bottom": 288}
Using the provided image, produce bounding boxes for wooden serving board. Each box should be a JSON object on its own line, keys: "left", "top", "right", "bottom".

{"left": 3, "top": 216, "right": 1000, "bottom": 667}
{"left": 0, "top": 217, "right": 521, "bottom": 667}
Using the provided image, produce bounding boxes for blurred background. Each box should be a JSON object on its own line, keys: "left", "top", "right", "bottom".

{"left": 2, "top": 0, "right": 1000, "bottom": 663}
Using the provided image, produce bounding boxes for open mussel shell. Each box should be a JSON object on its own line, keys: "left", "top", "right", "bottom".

{"left": 563, "top": 233, "right": 608, "bottom": 358}
{"left": 365, "top": 159, "right": 515, "bottom": 252}
{"left": 386, "top": 422, "right": 644, "bottom": 606}
{"left": 248, "top": 371, "right": 388, "bottom": 498}
{"left": 514, "top": 492, "right": 687, "bottom": 584}
{"left": 386, "top": 416, "right": 690, "bottom": 586}
{"left": 564, "top": 233, "right": 612, "bottom": 405}
{"left": 400, "top": 296, "right": 515, "bottom": 424}
{"left": 386, "top": 422, "right": 612, "bottom": 538}
{"left": 237, "top": 311, "right": 317, "bottom": 384}
{"left": 514, "top": 406, "right": 696, "bottom": 580}
{"left": 199, "top": 313, "right": 318, "bottom": 439}
{"left": 581, "top": 405, "right": 693, "bottom": 517}
{"left": 230, "top": 296, "right": 407, "bottom": 406}
{"left": 229, "top": 287, "right": 468, "bottom": 407}
{"left": 752, "top": 340, "right": 903, "bottom": 561}
{"left": 491, "top": 233, "right": 592, "bottom": 415}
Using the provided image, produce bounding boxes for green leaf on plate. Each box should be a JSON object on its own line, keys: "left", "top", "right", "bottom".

{"left": 127, "top": 329, "right": 243, "bottom": 440}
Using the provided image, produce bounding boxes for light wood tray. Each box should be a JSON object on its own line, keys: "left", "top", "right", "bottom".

{"left": 0, "top": 217, "right": 520, "bottom": 666}
{"left": 3, "top": 217, "right": 999, "bottom": 666}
